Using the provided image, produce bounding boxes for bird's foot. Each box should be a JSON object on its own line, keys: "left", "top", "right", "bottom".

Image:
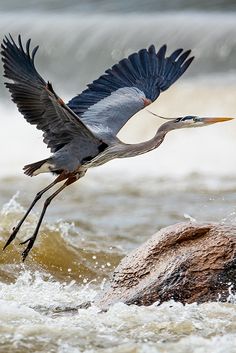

{"left": 20, "top": 235, "right": 36, "bottom": 261}
{"left": 20, "top": 237, "right": 31, "bottom": 245}
{"left": 3, "top": 226, "right": 21, "bottom": 250}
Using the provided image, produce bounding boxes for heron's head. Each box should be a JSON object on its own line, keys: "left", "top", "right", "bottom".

{"left": 171, "top": 115, "right": 234, "bottom": 130}
{"left": 147, "top": 111, "right": 234, "bottom": 132}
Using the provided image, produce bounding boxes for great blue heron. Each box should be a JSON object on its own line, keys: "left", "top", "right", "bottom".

{"left": 1, "top": 35, "right": 233, "bottom": 261}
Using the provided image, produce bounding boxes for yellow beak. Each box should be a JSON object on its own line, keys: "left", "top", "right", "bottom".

{"left": 202, "top": 117, "right": 234, "bottom": 124}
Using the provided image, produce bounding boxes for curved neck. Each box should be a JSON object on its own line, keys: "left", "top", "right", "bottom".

{"left": 117, "top": 128, "right": 167, "bottom": 159}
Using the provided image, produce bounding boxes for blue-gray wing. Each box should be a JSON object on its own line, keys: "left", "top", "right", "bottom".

{"left": 67, "top": 45, "right": 194, "bottom": 136}
{"left": 1, "top": 35, "right": 105, "bottom": 154}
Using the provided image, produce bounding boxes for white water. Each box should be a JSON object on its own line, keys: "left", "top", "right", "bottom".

{"left": 0, "top": 271, "right": 235, "bottom": 353}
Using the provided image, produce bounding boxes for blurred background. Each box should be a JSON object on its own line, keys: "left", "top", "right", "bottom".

{"left": 0, "top": 2, "right": 236, "bottom": 353}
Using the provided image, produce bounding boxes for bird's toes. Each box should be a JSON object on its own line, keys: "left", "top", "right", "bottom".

{"left": 20, "top": 236, "right": 33, "bottom": 245}
{"left": 20, "top": 236, "right": 36, "bottom": 261}
{"left": 21, "top": 248, "right": 30, "bottom": 262}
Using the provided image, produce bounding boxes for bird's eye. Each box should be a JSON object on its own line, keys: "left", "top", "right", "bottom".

{"left": 193, "top": 117, "right": 200, "bottom": 122}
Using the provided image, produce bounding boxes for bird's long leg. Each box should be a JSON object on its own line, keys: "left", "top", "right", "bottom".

{"left": 20, "top": 175, "right": 78, "bottom": 261}
{"left": 3, "top": 172, "right": 68, "bottom": 251}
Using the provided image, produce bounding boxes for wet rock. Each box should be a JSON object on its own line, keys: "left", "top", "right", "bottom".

{"left": 95, "top": 222, "right": 236, "bottom": 308}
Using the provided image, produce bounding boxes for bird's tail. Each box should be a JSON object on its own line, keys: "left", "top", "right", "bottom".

{"left": 23, "top": 158, "right": 51, "bottom": 177}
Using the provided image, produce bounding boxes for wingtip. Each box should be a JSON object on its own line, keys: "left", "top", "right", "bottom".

{"left": 2, "top": 34, "right": 34, "bottom": 56}
{"left": 157, "top": 44, "right": 167, "bottom": 58}
{"left": 3, "top": 35, "right": 8, "bottom": 45}
{"left": 18, "top": 34, "right": 24, "bottom": 51}
{"left": 8, "top": 33, "right": 14, "bottom": 42}
{"left": 187, "top": 55, "right": 195, "bottom": 64}
{"left": 180, "top": 56, "right": 195, "bottom": 73}
{"left": 26, "top": 38, "right": 31, "bottom": 55}
{"left": 9, "top": 33, "right": 18, "bottom": 49}
{"left": 148, "top": 44, "right": 156, "bottom": 54}
{"left": 185, "top": 49, "right": 192, "bottom": 57}
{"left": 169, "top": 48, "right": 184, "bottom": 62}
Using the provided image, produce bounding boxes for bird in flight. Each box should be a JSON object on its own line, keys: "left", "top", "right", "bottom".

{"left": 1, "top": 35, "right": 233, "bottom": 261}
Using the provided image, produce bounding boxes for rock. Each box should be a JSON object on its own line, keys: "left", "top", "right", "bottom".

{"left": 95, "top": 222, "right": 236, "bottom": 309}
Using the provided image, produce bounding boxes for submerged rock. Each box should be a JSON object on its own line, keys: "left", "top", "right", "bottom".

{"left": 95, "top": 222, "right": 236, "bottom": 308}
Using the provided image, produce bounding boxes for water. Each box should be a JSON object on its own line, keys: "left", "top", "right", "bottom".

{"left": 0, "top": 2, "right": 236, "bottom": 352}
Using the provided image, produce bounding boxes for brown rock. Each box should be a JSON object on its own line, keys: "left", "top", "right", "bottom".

{"left": 95, "top": 222, "right": 236, "bottom": 309}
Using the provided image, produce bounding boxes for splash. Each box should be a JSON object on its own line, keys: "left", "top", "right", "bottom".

{"left": 0, "top": 270, "right": 97, "bottom": 311}
{"left": 0, "top": 276, "right": 236, "bottom": 353}
{"left": 1, "top": 192, "right": 24, "bottom": 216}
{"left": 0, "top": 195, "right": 122, "bottom": 284}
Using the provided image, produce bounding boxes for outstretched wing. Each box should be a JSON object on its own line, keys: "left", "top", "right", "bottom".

{"left": 1, "top": 35, "right": 105, "bottom": 154}
{"left": 68, "top": 45, "right": 194, "bottom": 136}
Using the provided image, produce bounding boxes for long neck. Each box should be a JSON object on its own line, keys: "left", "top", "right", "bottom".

{"left": 117, "top": 128, "right": 167, "bottom": 159}
{"left": 87, "top": 127, "right": 169, "bottom": 168}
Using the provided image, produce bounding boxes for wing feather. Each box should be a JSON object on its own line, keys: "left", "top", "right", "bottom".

{"left": 1, "top": 35, "right": 104, "bottom": 155}
{"left": 68, "top": 44, "right": 194, "bottom": 136}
